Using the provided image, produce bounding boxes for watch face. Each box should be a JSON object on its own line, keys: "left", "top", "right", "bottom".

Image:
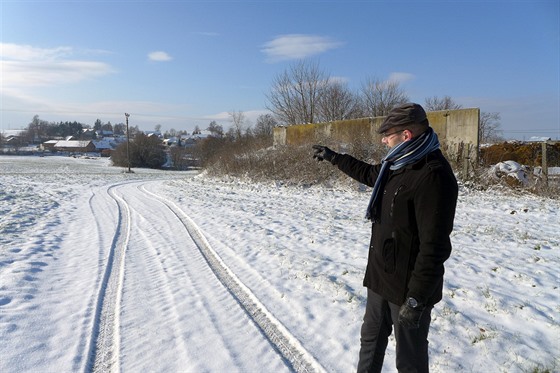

{"left": 408, "top": 297, "right": 418, "bottom": 308}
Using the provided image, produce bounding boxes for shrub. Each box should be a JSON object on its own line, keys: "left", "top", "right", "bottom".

{"left": 196, "top": 134, "right": 386, "bottom": 189}
{"left": 111, "top": 133, "right": 166, "bottom": 169}
{"left": 169, "top": 146, "right": 198, "bottom": 170}
{"left": 195, "top": 131, "right": 559, "bottom": 198}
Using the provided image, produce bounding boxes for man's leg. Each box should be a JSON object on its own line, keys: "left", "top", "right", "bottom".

{"left": 357, "top": 289, "right": 393, "bottom": 373}
{"left": 391, "top": 303, "right": 433, "bottom": 373}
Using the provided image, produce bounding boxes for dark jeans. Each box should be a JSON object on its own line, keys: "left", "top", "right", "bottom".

{"left": 357, "top": 289, "right": 433, "bottom": 373}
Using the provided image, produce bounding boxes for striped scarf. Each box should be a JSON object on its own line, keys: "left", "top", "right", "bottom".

{"left": 365, "top": 127, "right": 440, "bottom": 221}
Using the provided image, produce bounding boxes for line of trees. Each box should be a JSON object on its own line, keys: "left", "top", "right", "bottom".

{"left": 265, "top": 60, "right": 502, "bottom": 143}
{"left": 13, "top": 115, "right": 140, "bottom": 144}
{"left": 266, "top": 60, "right": 410, "bottom": 124}
{"left": 21, "top": 115, "right": 87, "bottom": 144}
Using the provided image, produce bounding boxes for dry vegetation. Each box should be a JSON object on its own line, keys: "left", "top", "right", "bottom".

{"left": 195, "top": 136, "right": 559, "bottom": 198}
{"left": 198, "top": 136, "right": 388, "bottom": 189}
{"left": 480, "top": 141, "right": 560, "bottom": 166}
{"left": 477, "top": 142, "right": 560, "bottom": 197}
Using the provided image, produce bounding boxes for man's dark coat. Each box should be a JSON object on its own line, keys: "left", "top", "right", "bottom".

{"left": 335, "top": 149, "right": 458, "bottom": 307}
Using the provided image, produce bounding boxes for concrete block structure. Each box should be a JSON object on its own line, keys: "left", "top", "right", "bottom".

{"left": 273, "top": 108, "right": 480, "bottom": 165}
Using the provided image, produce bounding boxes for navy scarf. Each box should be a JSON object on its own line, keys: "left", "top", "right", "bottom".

{"left": 365, "top": 127, "right": 440, "bottom": 221}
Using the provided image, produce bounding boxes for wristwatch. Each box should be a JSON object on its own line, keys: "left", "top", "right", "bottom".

{"left": 406, "top": 297, "right": 421, "bottom": 309}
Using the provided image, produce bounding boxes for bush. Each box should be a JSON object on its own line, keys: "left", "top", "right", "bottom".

{"left": 111, "top": 133, "right": 166, "bottom": 169}
{"left": 169, "top": 146, "right": 198, "bottom": 170}
{"left": 196, "top": 133, "right": 559, "bottom": 199}
{"left": 196, "top": 134, "right": 387, "bottom": 188}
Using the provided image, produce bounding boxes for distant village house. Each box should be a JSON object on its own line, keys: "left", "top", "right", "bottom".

{"left": 52, "top": 140, "right": 96, "bottom": 153}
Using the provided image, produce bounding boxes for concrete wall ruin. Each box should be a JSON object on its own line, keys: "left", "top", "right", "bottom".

{"left": 273, "top": 108, "right": 480, "bottom": 164}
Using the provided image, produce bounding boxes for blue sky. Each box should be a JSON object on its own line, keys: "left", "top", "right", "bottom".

{"left": 1, "top": 0, "right": 559, "bottom": 140}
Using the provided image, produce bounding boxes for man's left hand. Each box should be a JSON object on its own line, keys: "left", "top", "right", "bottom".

{"left": 398, "top": 301, "right": 425, "bottom": 329}
{"left": 312, "top": 145, "right": 338, "bottom": 164}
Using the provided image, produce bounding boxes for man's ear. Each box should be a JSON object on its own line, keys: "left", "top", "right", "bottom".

{"left": 403, "top": 129, "right": 413, "bottom": 141}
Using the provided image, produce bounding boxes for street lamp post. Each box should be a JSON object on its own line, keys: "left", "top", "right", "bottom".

{"left": 125, "top": 113, "right": 131, "bottom": 173}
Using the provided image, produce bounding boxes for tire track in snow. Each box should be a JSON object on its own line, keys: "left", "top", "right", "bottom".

{"left": 117, "top": 184, "right": 194, "bottom": 370}
{"left": 140, "top": 184, "right": 326, "bottom": 373}
{"left": 87, "top": 183, "right": 132, "bottom": 373}
{"left": 73, "top": 189, "right": 115, "bottom": 372}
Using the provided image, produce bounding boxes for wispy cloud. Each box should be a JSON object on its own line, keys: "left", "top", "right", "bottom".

{"left": 1, "top": 43, "right": 73, "bottom": 61}
{"left": 192, "top": 31, "right": 219, "bottom": 37}
{"left": 388, "top": 72, "right": 415, "bottom": 84}
{"left": 0, "top": 91, "right": 195, "bottom": 127}
{"left": 330, "top": 76, "right": 349, "bottom": 84}
{"left": 148, "top": 51, "right": 173, "bottom": 62}
{"left": 3, "top": 60, "right": 114, "bottom": 87}
{"left": 0, "top": 43, "right": 115, "bottom": 88}
{"left": 261, "top": 34, "right": 343, "bottom": 62}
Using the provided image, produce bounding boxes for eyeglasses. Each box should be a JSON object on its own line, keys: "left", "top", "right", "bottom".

{"left": 382, "top": 130, "right": 405, "bottom": 140}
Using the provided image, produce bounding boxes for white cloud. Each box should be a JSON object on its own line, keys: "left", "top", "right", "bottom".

{"left": 1, "top": 43, "right": 72, "bottom": 61}
{"left": 0, "top": 42, "right": 117, "bottom": 129}
{"left": 0, "top": 92, "right": 194, "bottom": 129}
{"left": 387, "top": 72, "right": 415, "bottom": 84}
{"left": 0, "top": 43, "right": 115, "bottom": 88}
{"left": 329, "top": 76, "right": 349, "bottom": 84}
{"left": 204, "top": 111, "right": 231, "bottom": 122}
{"left": 3, "top": 60, "right": 115, "bottom": 87}
{"left": 148, "top": 51, "right": 173, "bottom": 62}
{"left": 261, "top": 34, "right": 343, "bottom": 62}
{"left": 192, "top": 31, "right": 219, "bottom": 37}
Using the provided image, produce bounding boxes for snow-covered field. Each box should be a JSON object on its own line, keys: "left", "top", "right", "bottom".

{"left": 1, "top": 155, "right": 558, "bottom": 373}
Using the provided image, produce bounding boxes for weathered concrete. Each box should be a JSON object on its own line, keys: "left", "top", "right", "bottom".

{"left": 273, "top": 108, "right": 480, "bottom": 164}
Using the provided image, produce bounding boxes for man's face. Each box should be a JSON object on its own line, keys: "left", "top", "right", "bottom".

{"left": 381, "top": 129, "right": 406, "bottom": 148}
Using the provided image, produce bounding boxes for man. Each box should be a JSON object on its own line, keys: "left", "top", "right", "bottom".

{"left": 312, "top": 103, "right": 458, "bottom": 372}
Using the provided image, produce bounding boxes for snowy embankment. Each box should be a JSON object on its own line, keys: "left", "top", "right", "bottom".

{"left": 0, "top": 155, "right": 558, "bottom": 372}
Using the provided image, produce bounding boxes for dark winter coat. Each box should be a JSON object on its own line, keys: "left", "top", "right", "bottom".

{"left": 335, "top": 149, "right": 458, "bottom": 307}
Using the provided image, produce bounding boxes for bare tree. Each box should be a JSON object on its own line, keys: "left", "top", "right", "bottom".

{"left": 359, "top": 78, "right": 409, "bottom": 117}
{"left": 480, "top": 112, "right": 503, "bottom": 144}
{"left": 229, "top": 110, "right": 246, "bottom": 139}
{"left": 266, "top": 60, "right": 329, "bottom": 125}
{"left": 113, "top": 123, "right": 126, "bottom": 136}
{"left": 165, "top": 128, "right": 177, "bottom": 138}
{"left": 317, "top": 80, "right": 362, "bottom": 122}
{"left": 24, "top": 115, "right": 50, "bottom": 144}
{"left": 254, "top": 113, "right": 278, "bottom": 138}
{"left": 207, "top": 121, "right": 224, "bottom": 137}
{"left": 424, "top": 96, "right": 463, "bottom": 111}
{"left": 102, "top": 122, "right": 113, "bottom": 133}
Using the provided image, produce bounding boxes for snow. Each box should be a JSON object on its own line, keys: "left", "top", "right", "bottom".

{"left": 1, "top": 155, "right": 559, "bottom": 373}
{"left": 489, "top": 161, "right": 530, "bottom": 186}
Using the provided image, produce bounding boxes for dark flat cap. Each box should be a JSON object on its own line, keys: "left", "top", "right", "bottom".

{"left": 377, "top": 103, "right": 429, "bottom": 134}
